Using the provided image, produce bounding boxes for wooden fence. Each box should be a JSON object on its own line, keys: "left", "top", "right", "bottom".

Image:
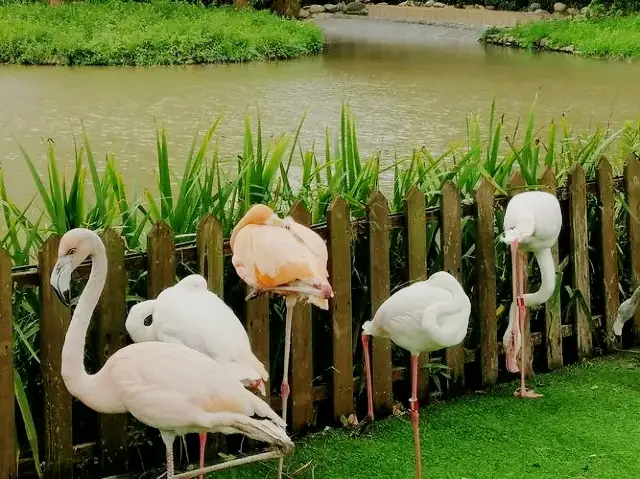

{"left": 3, "top": 160, "right": 640, "bottom": 478}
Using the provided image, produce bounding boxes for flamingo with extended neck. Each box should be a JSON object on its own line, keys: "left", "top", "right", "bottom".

{"left": 360, "top": 271, "right": 471, "bottom": 479}
{"left": 50, "top": 228, "right": 293, "bottom": 478}
{"left": 230, "top": 204, "right": 333, "bottom": 479}
{"left": 502, "top": 190, "right": 562, "bottom": 398}
{"left": 125, "top": 273, "right": 269, "bottom": 479}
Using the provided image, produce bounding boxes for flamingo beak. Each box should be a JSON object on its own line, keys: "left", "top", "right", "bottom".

{"left": 321, "top": 282, "right": 334, "bottom": 299}
{"left": 50, "top": 255, "right": 73, "bottom": 307}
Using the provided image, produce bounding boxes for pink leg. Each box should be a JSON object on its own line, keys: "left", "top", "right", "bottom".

{"left": 198, "top": 433, "right": 206, "bottom": 479}
{"left": 277, "top": 297, "right": 296, "bottom": 479}
{"left": 513, "top": 249, "right": 542, "bottom": 399}
{"left": 410, "top": 354, "right": 422, "bottom": 479}
{"left": 362, "top": 333, "right": 374, "bottom": 421}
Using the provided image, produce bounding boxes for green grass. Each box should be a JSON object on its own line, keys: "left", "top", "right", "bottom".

{"left": 481, "top": 14, "right": 640, "bottom": 60}
{"left": 212, "top": 353, "right": 640, "bottom": 478}
{"left": 0, "top": 1, "right": 323, "bottom": 66}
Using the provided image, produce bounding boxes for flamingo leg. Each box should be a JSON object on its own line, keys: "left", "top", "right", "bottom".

{"left": 410, "top": 354, "right": 422, "bottom": 479}
{"left": 161, "top": 432, "right": 175, "bottom": 478}
{"left": 198, "top": 433, "right": 206, "bottom": 479}
{"left": 513, "top": 247, "right": 542, "bottom": 399}
{"left": 362, "top": 333, "right": 374, "bottom": 421}
{"left": 277, "top": 296, "right": 296, "bottom": 479}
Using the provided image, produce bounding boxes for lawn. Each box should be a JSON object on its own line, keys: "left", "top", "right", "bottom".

{"left": 212, "top": 352, "right": 640, "bottom": 478}
{"left": 0, "top": 1, "right": 323, "bottom": 66}
{"left": 481, "top": 14, "right": 640, "bottom": 60}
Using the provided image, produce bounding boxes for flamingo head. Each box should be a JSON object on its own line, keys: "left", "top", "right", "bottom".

{"left": 503, "top": 302, "right": 522, "bottom": 373}
{"left": 231, "top": 204, "right": 281, "bottom": 250}
{"left": 50, "top": 228, "right": 99, "bottom": 306}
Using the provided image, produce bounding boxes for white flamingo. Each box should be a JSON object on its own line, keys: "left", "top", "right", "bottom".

{"left": 360, "top": 271, "right": 471, "bottom": 479}
{"left": 125, "top": 273, "right": 269, "bottom": 479}
{"left": 502, "top": 190, "right": 562, "bottom": 399}
{"left": 49, "top": 228, "right": 293, "bottom": 479}
{"left": 613, "top": 285, "right": 640, "bottom": 337}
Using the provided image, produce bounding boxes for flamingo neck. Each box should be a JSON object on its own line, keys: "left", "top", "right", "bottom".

{"left": 61, "top": 238, "right": 110, "bottom": 408}
{"left": 523, "top": 248, "right": 556, "bottom": 307}
{"left": 421, "top": 285, "right": 470, "bottom": 348}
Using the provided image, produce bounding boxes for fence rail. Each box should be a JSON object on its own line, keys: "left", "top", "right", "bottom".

{"left": 3, "top": 162, "right": 638, "bottom": 478}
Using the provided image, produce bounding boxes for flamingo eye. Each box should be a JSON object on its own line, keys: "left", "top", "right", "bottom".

{"left": 68, "top": 248, "right": 76, "bottom": 255}
{"left": 143, "top": 315, "right": 153, "bottom": 327}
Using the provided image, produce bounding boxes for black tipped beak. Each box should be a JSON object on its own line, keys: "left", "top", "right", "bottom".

{"left": 52, "top": 283, "right": 71, "bottom": 307}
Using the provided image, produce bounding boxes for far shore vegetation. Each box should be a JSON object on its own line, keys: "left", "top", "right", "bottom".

{"left": 0, "top": 1, "right": 324, "bottom": 66}
{"left": 481, "top": 7, "right": 640, "bottom": 60}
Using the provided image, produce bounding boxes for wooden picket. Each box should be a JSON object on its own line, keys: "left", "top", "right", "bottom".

{"left": 367, "top": 191, "right": 393, "bottom": 415}
{"left": 625, "top": 157, "right": 640, "bottom": 341}
{"left": 0, "top": 248, "right": 14, "bottom": 479}
{"left": 6, "top": 161, "right": 640, "bottom": 477}
{"left": 289, "top": 202, "right": 314, "bottom": 431}
{"left": 404, "top": 187, "right": 429, "bottom": 402}
{"left": 475, "top": 179, "right": 498, "bottom": 386}
{"left": 541, "top": 168, "right": 563, "bottom": 369}
{"left": 96, "top": 229, "right": 128, "bottom": 475}
{"left": 39, "top": 236, "right": 73, "bottom": 479}
{"left": 569, "top": 164, "right": 592, "bottom": 359}
{"left": 441, "top": 181, "right": 465, "bottom": 394}
{"left": 596, "top": 158, "right": 619, "bottom": 352}
{"left": 327, "top": 197, "right": 354, "bottom": 420}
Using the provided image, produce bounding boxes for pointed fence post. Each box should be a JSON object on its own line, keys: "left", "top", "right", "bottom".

{"left": 404, "top": 187, "right": 430, "bottom": 402}
{"left": 147, "top": 221, "right": 176, "bottom": 299}
{"left": 328, "top": 197, "right": 354, "bottom": 421}
{"left": 541, "top": 168, "right": 563, "bottom": 369}
{"left": 367, "top": 192, "right": 393, "bottom": 416}
{"left": 475, "top": 179, "right": 498, "bottom": 386}
{"left": 0, "top": 248, "right": 15, "bottom": 479}
{"left": 197, "top": 215, "right": 224, "bottom": 297}
{"left": 440, "top": 182, "right": 465, "bottom": 395}
{"left": 39, "top": 236, "right": 73, "bottom": 479}
{"left": 596, "top": 158, "right": 619, "bottom": 352}
{"left": 568, "top": 164, "right": 592, "bottom": 359}
{"left": 290, "top": 202, "right": 314, "bottom": 432}
{"left": 96, "top": 229, "right": 128, "bottom": 475}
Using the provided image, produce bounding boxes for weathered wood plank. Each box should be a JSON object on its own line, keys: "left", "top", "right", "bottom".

{"left": 327, "top": 197, "right": 354, "bottom": 420}
{"left": 96, "top": 229, "right": 128, "bottom": 475}
{"left": 147, "top": 221, "right": 176, "bottom": 299}
{"left": 289, "top": 202, "right": 314, "bottom": 431}
{"left": 569, "top": 164, "right": 593, "bottom": 359}
{"left": 507, "top": 171, "right": 533, "bottom": 377}
{"left": 0, "top": 248, "right": 15, "bottom": 479}
{"left": 367, "top": 191, "right": 393, "bottom": 415}
{"left": 540, "top": 168, "right": 563, "bottom": 369}
{"left": 246, "top": 294, "right": 270, "bottom": 403}
{"left": 475, "top": 179, "right": 498, "bottom": 386}
{"left": 440, "top": 182, "right": 465, "bottom": 394}
{"left": 196, "top": 214, "right": 224, "bottom": 298}
{"left": 624, "top": 157, "right": 640, "bottom": 342}
{"left": 39, "top": 236, "right": 73, "bottom": 479}
{"left": 404, "top": 187, "right": 430, "bottom": 402}
{"left": 596, "top": 158, "right": 619, "bottom": 352}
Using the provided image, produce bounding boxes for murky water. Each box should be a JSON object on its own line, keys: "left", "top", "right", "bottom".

{"left": 2, "top": 17, "right": 640, "bottom": 205}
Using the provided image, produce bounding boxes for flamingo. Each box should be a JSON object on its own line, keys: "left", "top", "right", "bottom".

{"left": 230, "top": 204, "right": 333, "bottom": 478}
{"left": 502, "top": 190, "right": 562, "bottom": 398}
{"left": 125, "top": 273, "right": 269, "bottom": 479}
{"left": 360, "top": 271, "right": 471, "bottom": 479}
{"left": 49, "top": 228, "right": 293, "bottom": 479}
{"left": 613, "top": 285, "right": 640, "bottom": 337}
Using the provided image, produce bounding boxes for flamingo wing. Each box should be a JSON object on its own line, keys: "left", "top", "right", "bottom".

{"left": 232, "top": 224, "right": 323, "bottom": 289}
{"left": 287, "top": 220, "right": 329, "bottom": 275}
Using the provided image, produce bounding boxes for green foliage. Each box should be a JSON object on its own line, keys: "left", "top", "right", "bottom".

{"left": 0, "top": 1, "right": 324, "bottom": 66}
{"left": 482, "top": 13, "right": 640, "bottom": 59}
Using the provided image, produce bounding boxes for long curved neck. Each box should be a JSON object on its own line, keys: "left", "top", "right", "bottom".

{"left": 524, "top": 248, "right": 556, "bottom": 307}
{"left": 61, "top": 239, "right": 108, "bottom": 404}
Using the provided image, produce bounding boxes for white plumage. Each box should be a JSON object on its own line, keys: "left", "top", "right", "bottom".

{"left": 613, "top": 285, "right": 640, "bottom": 336}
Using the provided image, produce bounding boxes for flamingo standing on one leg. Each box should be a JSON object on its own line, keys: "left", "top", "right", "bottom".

{"left": 360, "top": 271, "right": 471, "bottom": 479}
{"left": 49, "top": 228, "right": 293, "bottom": 479}
{"left": 125, "top": 274, "right": 269, "bottom": 478}
{"left": 502, "top": 190, "right": 562, "bottom": 398}
{"left": 230, "top": 204, "right": 333, "bottom": 479}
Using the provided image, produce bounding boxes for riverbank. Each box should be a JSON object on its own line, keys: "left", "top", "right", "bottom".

{"left": 0, "top": 2, "right": 323, "bottom": 66}
{"left": 481, "top": 14, "right": 640, "bottom": 60}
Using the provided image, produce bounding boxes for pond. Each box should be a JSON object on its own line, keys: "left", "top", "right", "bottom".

{"left": 2, "top": 17, "right": 640, "bottom": 206}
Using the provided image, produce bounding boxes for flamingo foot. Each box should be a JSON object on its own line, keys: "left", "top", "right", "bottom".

{"left": 513, "top": 388, "right": 543, "bottom": 399}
